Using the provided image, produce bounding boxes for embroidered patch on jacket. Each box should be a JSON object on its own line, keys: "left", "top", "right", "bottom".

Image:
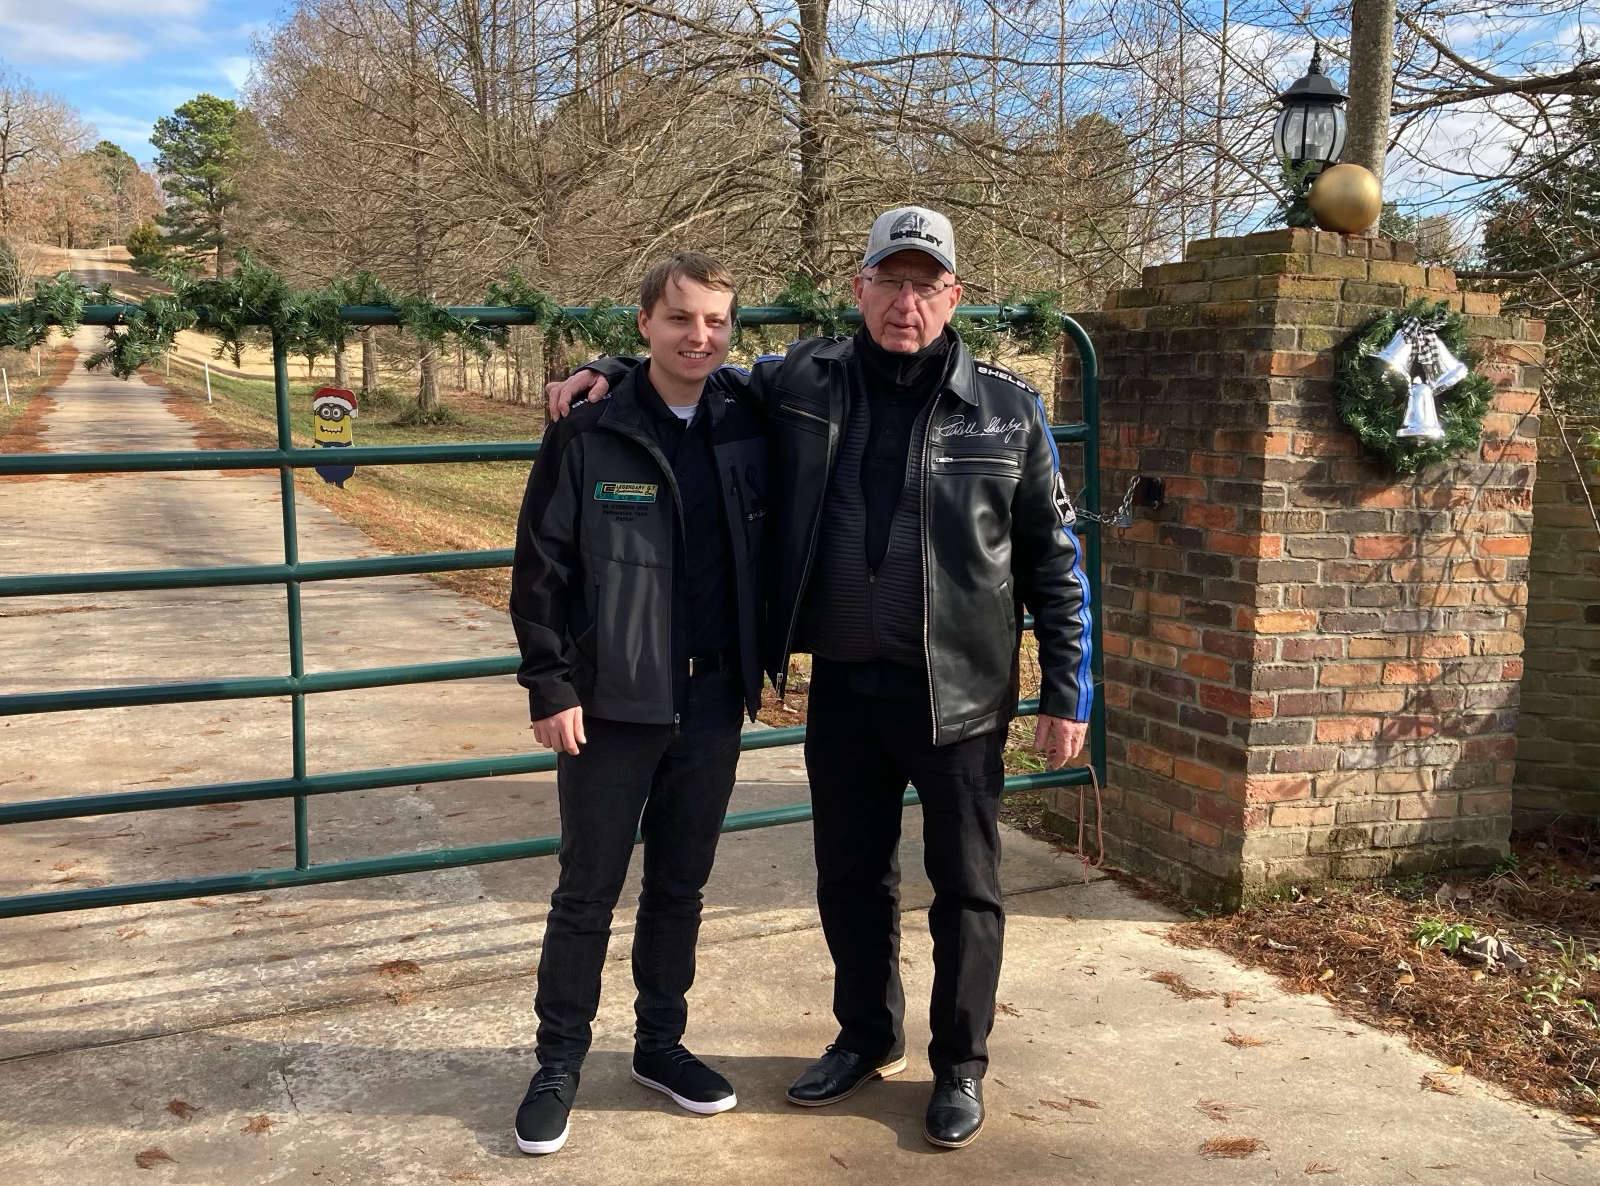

{"left": 975, "top": 361, "right": 1039, "bottom": 394}
{"left": 594, "top": 481, "right": 658, "bottom": 503}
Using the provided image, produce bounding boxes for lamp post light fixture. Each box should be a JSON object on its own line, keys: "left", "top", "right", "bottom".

{"left": 1273, "top": 44, "right": 1348, "bottom": 172}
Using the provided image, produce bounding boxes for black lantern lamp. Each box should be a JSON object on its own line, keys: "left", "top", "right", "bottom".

{"left": 1272, "top": 44, "right": 1348, "bottom": 171}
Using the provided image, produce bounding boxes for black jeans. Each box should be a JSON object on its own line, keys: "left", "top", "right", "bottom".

{"left": 804, "top": 660, "right": 1009, "bottom": 1079}
{"left": 533, "top": 670, "right": 743, "bottom": 1070}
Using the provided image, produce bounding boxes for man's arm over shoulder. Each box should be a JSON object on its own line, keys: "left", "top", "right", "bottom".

{"left": 1011, "top": 388, "right": 1094, "bottom": 723}
{"left": 510, "top": 415, "right": 588, "bottom": 721}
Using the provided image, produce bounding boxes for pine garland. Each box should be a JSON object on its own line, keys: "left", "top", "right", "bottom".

{"left": 1337, "top": 298, "right": 1495, "bottom": 475}
{"left": 0, "top": 255, "right": 1076, "bottom": 382}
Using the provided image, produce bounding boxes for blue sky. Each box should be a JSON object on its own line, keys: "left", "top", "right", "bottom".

{"left": 0, "top": 0, "right": 277, "bottom": 164}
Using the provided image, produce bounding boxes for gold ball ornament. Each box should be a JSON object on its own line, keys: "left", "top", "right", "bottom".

{"left": 1307, "top": 163, "right": 1383, "bottom": 234}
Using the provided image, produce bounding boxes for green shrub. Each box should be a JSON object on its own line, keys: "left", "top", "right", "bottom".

{"left": 125, "top": 221, "right": 167, "bottom": 271}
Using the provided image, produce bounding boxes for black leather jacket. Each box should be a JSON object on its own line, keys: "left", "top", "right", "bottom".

{"left": 586, "top": 335, "right": 1093, "bottom": 745}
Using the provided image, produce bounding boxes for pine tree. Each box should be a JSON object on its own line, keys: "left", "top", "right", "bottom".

{"left": 150, "top": 95, "right": 246, "bottom": 279}
{"left": 1481, "top": 101, "right": 1600, "bottom": 420}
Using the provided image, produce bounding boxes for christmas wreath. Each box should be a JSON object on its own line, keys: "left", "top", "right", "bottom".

{"left": 1336, "top": 297, "right": 1495, "bottom": 475}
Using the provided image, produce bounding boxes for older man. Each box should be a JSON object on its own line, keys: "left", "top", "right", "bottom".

{"left": 549, "top": 207, "right": 1093, "bottom": 1148}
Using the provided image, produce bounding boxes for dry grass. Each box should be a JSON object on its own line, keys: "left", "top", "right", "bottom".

{"left": 1146, "top": 970, "right": 1217, "bottom": 1001}
{"left": 1174, "top": 824, "right": 1600, "bottom": 1119}
{"left": 0, "top": 345, "right": 77, "bottom": 467}
{"left": 1199, "top": 1136, "right": 1264, "bottom": 1159}
{"left": 1223, "top": 1029, "right": 1270, "bottom": 1048}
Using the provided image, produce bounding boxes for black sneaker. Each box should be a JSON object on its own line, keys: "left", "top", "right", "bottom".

{"left": 514, "top": 1067, "right": 579, "bottom": 1155}
{"left": 631, "top": 1044, "right": 737, "bottom": 1115}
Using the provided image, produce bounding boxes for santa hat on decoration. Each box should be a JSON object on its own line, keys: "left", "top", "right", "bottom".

{"left": 312, "top": 387, "right": 358, "bottom": 417}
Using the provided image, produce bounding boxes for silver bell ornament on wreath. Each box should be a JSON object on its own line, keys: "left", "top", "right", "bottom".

{"left": 1419, "top": 337, "right": 1470, "bottom": 393}
{"left": 1369, "top": 329, "right": 1414, "bottom": 386}
{"left": 1396, "top": 378, "right": 1446, "bottom": 441}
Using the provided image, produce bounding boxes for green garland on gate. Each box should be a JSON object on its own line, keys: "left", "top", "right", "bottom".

{"left": 1337, "top": 298, "right": 1495, "bottom": 475}
{"left": 0, "top": 255, "right": 1075, "bottom": 383}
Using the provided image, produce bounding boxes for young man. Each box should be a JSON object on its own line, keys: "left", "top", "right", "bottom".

{"left": 549, "top": 208, "right": 1093, "bottom": 1149}
{"left": 508, "top": 252, "right": 767, "bottom": 1155}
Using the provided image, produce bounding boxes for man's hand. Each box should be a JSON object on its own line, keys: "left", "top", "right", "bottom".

{"left": 531, "top": 706, "right": 586, "bottom": 755}
{"left": 1033, "top": 715, "right": 1088, "bottom": 770}
{"left": 545, "top": 369, "right": 610, "bottom": 420}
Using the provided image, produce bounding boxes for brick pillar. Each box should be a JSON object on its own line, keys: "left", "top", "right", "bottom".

{"left": 1045, "top": 228, "right": 1545, "bottom": 905}
{"left": 1514, "top": 415, "right": 1600, "bottom": 825}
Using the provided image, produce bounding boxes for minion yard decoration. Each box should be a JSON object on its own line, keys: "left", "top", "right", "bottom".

{"left": 311, "top": 387, "right": 357, "bottom": 488}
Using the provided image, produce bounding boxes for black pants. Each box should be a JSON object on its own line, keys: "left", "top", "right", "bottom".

{"left": 803, "top": 661, "right": 1009, "bottom": 1079}
{"left": 533, "top": 670, "right": 742, "bottom": 1070}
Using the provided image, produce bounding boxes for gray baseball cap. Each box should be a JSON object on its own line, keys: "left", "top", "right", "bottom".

{"left": 862, "top": 206, "right": 957, "bottom": 275}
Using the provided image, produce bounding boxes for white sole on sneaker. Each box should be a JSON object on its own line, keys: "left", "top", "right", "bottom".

{"left": 514, "top": 1122, "right": 570, "bottom": 1155}
{"left": 631, "top": 1069, "right": 738, "bottom": 1115}
{"left": 784, "top": 1055, "right": 909, "bottom": 1107}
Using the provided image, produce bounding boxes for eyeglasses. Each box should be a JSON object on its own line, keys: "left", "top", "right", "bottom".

{"left": 859, "top": 274, "right": 957, "bottom": 300}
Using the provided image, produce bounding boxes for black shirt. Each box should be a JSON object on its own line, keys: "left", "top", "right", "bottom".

{"left": 826, "top": 326, "right": 955, "bottom": 701}
{"left": 635, "top": 367, "right": 737, "bottom": 658}
{"left": 855, "top": 327, "right": 953, "bottom": 569}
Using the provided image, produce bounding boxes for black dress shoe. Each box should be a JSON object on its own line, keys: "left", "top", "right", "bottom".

{"left": 785, "top": 1044, "right": 908, "bottom": 1107}
{"left": 924, "top": 1075, "right": 984, "bottom": 1148}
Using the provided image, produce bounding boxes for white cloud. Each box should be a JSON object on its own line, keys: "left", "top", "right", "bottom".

{"left": 219, "top": 55, "right": 252, "bottom": 88}
{"left": 0, "top": 17, "right": 146, "bottom": 63}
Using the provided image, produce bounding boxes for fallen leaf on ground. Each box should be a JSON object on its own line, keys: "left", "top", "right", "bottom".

{"left": 1304, "top": 1161, "right": 1337, "bottom": 1174}
{"left": 265, "top": 954, "right": 292, "bottom": 962}
{"left": 1200, "top": 1136, "right": 1264, "bottom": 1159}
{"left": 1147, "top": 970, "right": 1217, "bottom": 1000}
{"left": 996, "top": 1001, "right": 1022, "bottom": 1017}
{"left": 387, "top": 989, "right": 418, "bottom": 1005}
{"left": 1222, "top": 991, "right": 1256, "bottom": 1008}
{"left": 1420, "top": 1072, "right": 1461, "bottom": 1095}
{"left": 1224, "top": 1030, "right": 1268, "bottom": 1048}
{"left": 447, "top": 1174, "right": 480, "bottom": 1182}
{"left": 241, "top": 1114, "right": 275, "bottom": 1134}
{"left": 1317, "top": 968, "right": 1335, "bottom": 982}
{"left": 1011, "top": 1111, "right": 1040, "bottom": 1122}
{"left": 376, "top": 959, "right": 421, "bottom": 977}
{"left": 165, "top": 1100, "right": 200, "bottom": 1119}
{"left": 830, "top": 1154, "right": 847, "bottom": 1168}
{"left": 134, "top": 1148, "right": 176, "bottom": 1169}
{"left": 116, "top": 926, "right": 148, "bottom": 940}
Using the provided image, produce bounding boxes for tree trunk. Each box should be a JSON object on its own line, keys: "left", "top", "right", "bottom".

{"left": 418, "top": 345, "right": 439, "bottom": 410}
{"left": 361, "top": 327, "right": 379, "bottom": 393}
{"left": 1345, "top": 0, "right": 1396, "bottom": 235}
{"left": 795, "top": 0, "right": 833, "bottom": 278}
{"left": 333, "top": 343, "right": 349, "bottom": 390}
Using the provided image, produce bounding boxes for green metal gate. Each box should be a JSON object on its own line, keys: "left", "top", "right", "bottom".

{"left": 0, "top": 303, "right": 1104, "bottom": 919}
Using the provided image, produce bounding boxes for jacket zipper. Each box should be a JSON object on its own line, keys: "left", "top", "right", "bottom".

{"left": 933, "top": 454, "right": 1020, "bottom": 468}
{"left": 728, "top": 462, "right": 752, "bottom": 551}
{"left": 920, "top": 399, "right": 939, "bottom": 743}
{"left": 602, "top": 419, "right": 689, "bottom": 723}
{"left": 776, "top": 395, "right": 841, "bottom": 699}
{"left": 779, "top": 400, "right": 829, "bottom": 427}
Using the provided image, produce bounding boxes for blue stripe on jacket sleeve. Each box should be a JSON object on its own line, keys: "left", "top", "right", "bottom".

{"left": 1034, "top": 395, "right": 1095, "bottom": 721}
